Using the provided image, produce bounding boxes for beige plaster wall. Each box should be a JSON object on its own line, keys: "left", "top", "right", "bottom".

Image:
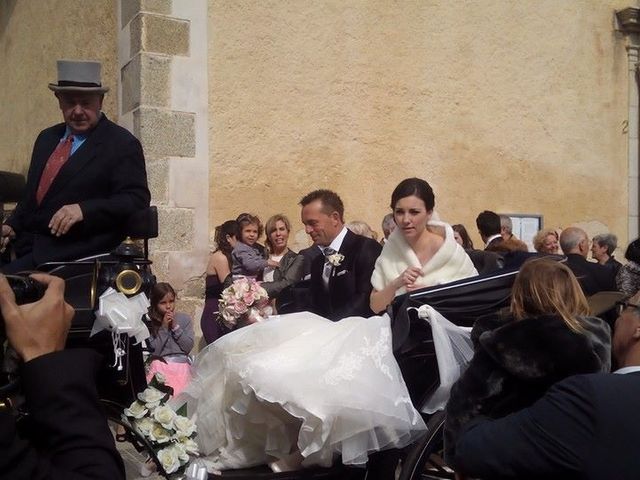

{"left": 208, "top": 0, "right": 631, "bottom": 250}
{"left": 0, "top": 0, "right": 118, "bottom": 175}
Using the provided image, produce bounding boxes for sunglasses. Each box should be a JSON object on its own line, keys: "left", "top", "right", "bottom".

{"left": 615, "top": 301, "right": 640, "bottom": 316}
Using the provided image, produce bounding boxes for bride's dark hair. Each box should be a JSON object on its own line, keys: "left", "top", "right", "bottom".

{"left": 390, "top": 177, "right": 435, "bottom": 211}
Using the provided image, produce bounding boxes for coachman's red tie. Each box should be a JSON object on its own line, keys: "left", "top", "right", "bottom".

{"left": 36, "top": 135, "right": 74, "bottom": 205}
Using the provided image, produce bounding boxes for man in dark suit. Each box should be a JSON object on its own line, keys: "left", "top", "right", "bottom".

{"left": 453, "top": 292, "right": 640, "bottom": 480}
{"left": 560, "top": 227, "right": 616, "bottom": 296}
{"left": 1, "top": 60, "right": 150, "bottom": 273}
{"left": 300, "top": 189, "right": 382, "bottom": 320}
{"left": 475, "top": 210, "right": 504, "bottom": 251}
{"left": 0, "top": 273, "right": 125, "bottom": 479}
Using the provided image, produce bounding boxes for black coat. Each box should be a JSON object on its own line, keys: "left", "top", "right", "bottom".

{"left": 565, "top": 254, "right": 617, "bottom": 296}
{"left": 6, "top": 115, "right": 150, "bottom": 266}
{"left": 309, "top": 229, "right": 382, "bottom": 320}
{"left": 445, "top": 311, "right": 611, "bottom": 467}
{"left": 455, "top": 371, "right": 640, "bottom": 480}
{"left": 1, "top": 349, "right": 125, "bottom": 479}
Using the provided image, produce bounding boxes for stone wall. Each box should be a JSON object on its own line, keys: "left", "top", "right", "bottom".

{"left": 0, "top": 0, "right": 118, "bottom": 174}
{"left": 119, "top": 0, "right": 210, "bottom": 340}
{"left": 208, "top": 0, "right": 632, "bottom": 250}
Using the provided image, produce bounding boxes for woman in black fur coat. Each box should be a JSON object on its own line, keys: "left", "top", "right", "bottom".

{"left": 445, "top": 258, "right": 611, "bottom": 470}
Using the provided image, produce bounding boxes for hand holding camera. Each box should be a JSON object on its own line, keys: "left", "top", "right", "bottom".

{"left": 0, "top": 274, "right": 74, "bottom": 362}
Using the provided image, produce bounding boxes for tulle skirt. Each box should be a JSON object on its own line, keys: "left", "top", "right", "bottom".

{"left": 180, "top": 312, "right": 426, "bottom": 472}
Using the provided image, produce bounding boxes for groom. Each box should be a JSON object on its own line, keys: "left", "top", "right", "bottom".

{"left": 300, "top": 189, "right": 382, "bottom": 320}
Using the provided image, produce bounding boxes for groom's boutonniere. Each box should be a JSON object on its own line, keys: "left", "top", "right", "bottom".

{"left": 326, "top": 252, "right": 345, "bottom": 267}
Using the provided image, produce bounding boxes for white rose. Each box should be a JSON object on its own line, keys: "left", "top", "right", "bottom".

{"left": 134, "top": 417, "right": 156, "bottom": 436}
{"left": 138, "top": 387, "right": 165, "bottom": 408}
{"left": 149, "top": 423, "right": 172, "bottom": 444}
{"left": 173, "top": 415, "right": 197, "bottom": 438}
{"left": 180, "top": 437, "right": 200, "bottom": 456}
{"left": 169, "top": 442, "right": 190, "bottom": 463}
{"left": 123, "top": 400, "right": 148, "bottom": 419}
{"left": 153, "top": 372, "right": 166, "bottom": 385}
{"left": 157, "top": 446, "right": 181, "bottom": 474}
{"left": 153, "top": 405, "right": 176, "bottom": 430}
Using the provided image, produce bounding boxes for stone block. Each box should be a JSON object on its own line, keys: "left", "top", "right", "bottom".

{"left": 154, "top": 207, "right": 194, "bottom": 251}
{"left": 182, "top": 274, "right": 205, "bottom": 298}
{"left": 121, "top": 0, "right": 172, "bottom": 28}
{"left": 148, "top": 249, "right": 169, "bottom": 281}
{"left": 146, "top": 158, "right": 169, "bottom": 204}
{"left": 121, "top": 53, "right": 171, "bottom": 112}
{"left": 133, "top": 107, "right": 196, "bottom": 157}
{"left": 130, "top": 13, "right": 190, "bottom": 56}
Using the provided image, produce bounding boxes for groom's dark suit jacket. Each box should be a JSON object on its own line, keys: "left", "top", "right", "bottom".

{"left": 310, "top": 229, "right": 382, "bottom": 320}
{"left": 5, "top": 114, "right": 149, "bottom": 267}
{"left": 454, "top": 371, "right": 640, "bottom": 480}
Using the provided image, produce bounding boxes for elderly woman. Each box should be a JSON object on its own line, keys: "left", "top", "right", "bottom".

{"left": 260, "top": 214, "right": 304, "bottom": 301}
{"left": 592, "top": 233, "right": 622, "bottom": 276}
{"left": 533, "top": 228, "right": 560, "bottom": 254}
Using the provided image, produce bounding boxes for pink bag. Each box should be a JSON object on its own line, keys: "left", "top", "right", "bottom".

{"left": 146, "top": 359, "right": 192, "bottom": 396}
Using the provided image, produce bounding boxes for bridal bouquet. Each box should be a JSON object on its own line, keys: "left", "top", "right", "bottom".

{"left": 219, "top": 276, "right": 272, "bottom": 329}
{"left": 123, "top": 373, "right": 198, "bottom": 476}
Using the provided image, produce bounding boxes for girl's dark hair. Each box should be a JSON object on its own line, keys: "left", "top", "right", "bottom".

{"left": 625, "top": 238, "right": 640, "bottom": 264}
{"left": 390, "top": 177, "right": 435, "bottom": 211}
{"left": 147, "top": 282, "right": 176, "bottom": 336}
{"left": 214, "top": 220, "right": 239, "bottom": 267}
{"left": 452, "top": 224, "right": 474, "bottom": 250}
{"left": 236, "top": 213, "right": 264, "bottom": 238}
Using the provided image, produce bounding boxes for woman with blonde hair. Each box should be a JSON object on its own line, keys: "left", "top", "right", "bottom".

{"left": 260, "top": 214, "right": 304, "bottom": 301}
{"left": 533, "top": 228, "right": 560, "bottom": 254}
{"left": 445, "top": 258, "right": 611, "bottom": 468}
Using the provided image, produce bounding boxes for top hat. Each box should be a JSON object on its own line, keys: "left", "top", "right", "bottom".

{"left": 48, "top": 60, "right": 109, "bottom": 94}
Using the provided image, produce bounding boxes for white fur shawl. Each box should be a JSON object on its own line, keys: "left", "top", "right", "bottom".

{"left": 371, "top": 221, "right": 478, "bottom": 295}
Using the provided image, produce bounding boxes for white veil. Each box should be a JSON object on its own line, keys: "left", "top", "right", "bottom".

{"left": 408, "top": 305, "right": 474, "bottom": 413}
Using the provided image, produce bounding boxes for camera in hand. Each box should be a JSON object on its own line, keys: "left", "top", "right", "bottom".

{"left": 1, "top": 240, "right": 155, "bottom": 404}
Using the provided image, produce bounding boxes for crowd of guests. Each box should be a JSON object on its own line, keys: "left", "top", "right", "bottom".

{"left": 199, "top": 197, "right": 638, "bottom": 346}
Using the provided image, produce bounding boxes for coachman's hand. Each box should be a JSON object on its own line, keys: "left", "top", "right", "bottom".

{"left": 49, "top": 203, "right": 84, "bottom": 237}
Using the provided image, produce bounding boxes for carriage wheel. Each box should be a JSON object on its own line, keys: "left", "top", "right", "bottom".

{"left": 397, "top": 410, "right": 453, "bottom": 480}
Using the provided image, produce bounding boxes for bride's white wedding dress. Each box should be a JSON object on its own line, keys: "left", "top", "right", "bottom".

{"left": 181, "top": 312, "right": 426, "bottom": 472}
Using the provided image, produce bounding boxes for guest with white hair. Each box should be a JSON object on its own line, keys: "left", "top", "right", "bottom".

{"left": 560, "top": 227, "right": 616, "bottom": 296}
{"left": 592, "top": 233, "right": 622, "bottom": 276}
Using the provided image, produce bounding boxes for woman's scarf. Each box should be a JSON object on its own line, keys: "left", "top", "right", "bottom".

{"left": 371, "top": 221, "right": 478, "bottom": 295}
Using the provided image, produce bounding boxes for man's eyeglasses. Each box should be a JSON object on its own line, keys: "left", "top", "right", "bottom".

{"left": 615, "top": 301, "right": 640, "bottom": 316}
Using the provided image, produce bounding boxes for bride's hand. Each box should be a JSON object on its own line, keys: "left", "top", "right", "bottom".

{"left": 394, "top": 266, "right": 422, "bottom": 289}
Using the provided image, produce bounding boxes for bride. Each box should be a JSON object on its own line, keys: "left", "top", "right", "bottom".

{"left": 370, "top": 177, "right": 478, "bottom": 313}
{"left": 182, "top": 177, "right": 473, "bottom": 474}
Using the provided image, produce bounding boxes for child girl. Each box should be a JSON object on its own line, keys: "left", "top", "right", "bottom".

{"left": 232, "top": 213, "right": 278, "bottom": 278}
{"left": 145, "top": 282, "right": 195, "bottom": 396}
{"left": 445, "top": 258, "right": 611, "bottom": 470}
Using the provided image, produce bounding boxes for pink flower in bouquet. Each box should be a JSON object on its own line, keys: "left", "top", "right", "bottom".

{"left": 243, "top": 291, "right": 256, "bottom": 306}
{"left": 219, "top": 277, "right": 270, "bottom": 329}
{"left": 233, "top": 300, "right": 248, "bottom": 315}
